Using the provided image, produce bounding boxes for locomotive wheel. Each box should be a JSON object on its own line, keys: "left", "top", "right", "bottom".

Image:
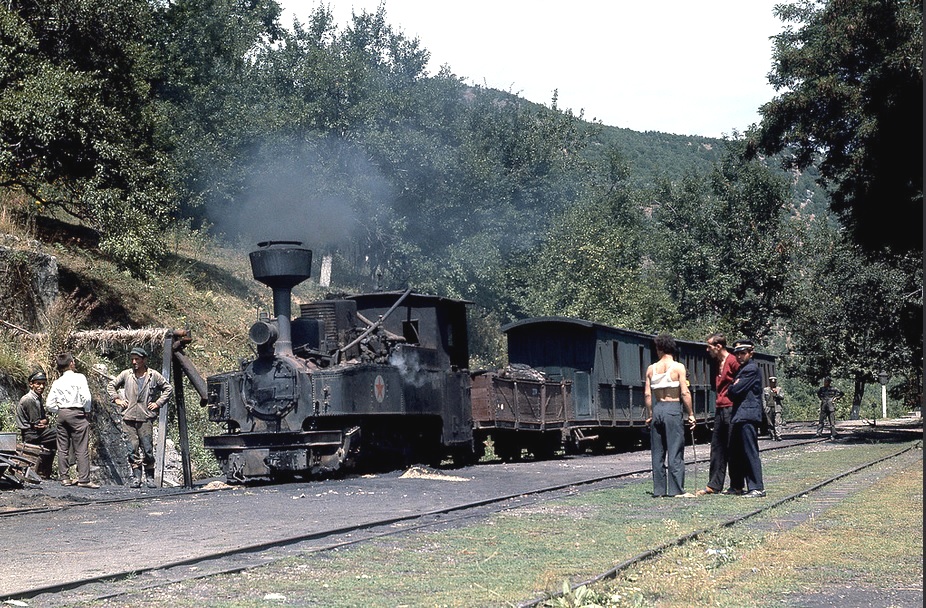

{"left": 528, "top": 433, "right": 560, "bottom": 460}
{"left": 450, "top": 445, "right": 477, "bottom": 467}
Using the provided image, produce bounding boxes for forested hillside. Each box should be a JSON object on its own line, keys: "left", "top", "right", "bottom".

{"left": 0, "top": 0, "right": 920, "bottom": 422}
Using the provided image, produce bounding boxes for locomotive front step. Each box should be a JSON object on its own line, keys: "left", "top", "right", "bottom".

{"left": 206, "top": 427, "right": 360, "bottom": 481}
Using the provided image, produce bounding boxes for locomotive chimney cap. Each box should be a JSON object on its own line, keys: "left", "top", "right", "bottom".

{"left": 249, "top": 241, "right": 312, "bottom": 290}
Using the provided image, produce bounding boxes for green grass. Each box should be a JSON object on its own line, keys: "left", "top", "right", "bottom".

{"left": 69, "top": 440, "right": 922, "bottom": 608}
{"left": 597, "top": 453, "right": 923, "bottom": 607}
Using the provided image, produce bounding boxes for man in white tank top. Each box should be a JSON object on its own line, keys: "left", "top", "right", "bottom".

{"left": 644, "top": 334, "right": 696, "bottom": 497}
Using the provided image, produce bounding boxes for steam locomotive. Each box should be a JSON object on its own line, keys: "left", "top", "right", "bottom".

{"left": 204, "top": 241, "right": 475, "bottom": 481}
{"left": 204, "top": 241, "right": 776, "bottom": 482}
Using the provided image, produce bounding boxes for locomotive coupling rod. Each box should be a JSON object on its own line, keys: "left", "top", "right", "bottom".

{"left": 340, "top": 287, "right": 413, "bottom": 354}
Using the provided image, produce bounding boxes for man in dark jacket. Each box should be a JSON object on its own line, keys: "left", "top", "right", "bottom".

{"left": 727, "top": 339, "right": 766, "bottom": 498}
{"left": 14, "top": 370, "right": 56, "bottom": 478}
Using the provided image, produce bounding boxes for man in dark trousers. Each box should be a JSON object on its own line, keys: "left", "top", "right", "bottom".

{"left": 107, "top": 346, "right": 172, "bottom": 488}
{"left": 727, "top": 339, "right": 766, "bottom": 498}
{"left": 696, "top": 333, "right": 740, "bottom": 496}
{"left": 762, "top": 376, "right": 784, "bottom": 441}
{"left": 816, "top": 377, "right": 843, "bottom": 439}
{"left": 14, "top": 370, "right": 56, "bottom": 478}
{"left": 45, "top": 352, "right": 99, "bottom": 488}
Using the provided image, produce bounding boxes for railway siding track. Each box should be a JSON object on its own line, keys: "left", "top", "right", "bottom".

{"left": 2, "top": 427, "right": 920, "bottom": 606}
{"left": 519, "top": 440, "right": 923, "bottom": 607}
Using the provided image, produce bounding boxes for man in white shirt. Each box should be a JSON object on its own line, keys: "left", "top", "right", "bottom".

{"left": 45, "top": 352, "right": 99, "bottom": 488}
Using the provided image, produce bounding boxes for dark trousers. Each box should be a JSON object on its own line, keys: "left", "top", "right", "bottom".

{"left": 706, "top": 406, "right": 733, "bottom": 491}
{"left": 124, "top": 419, "right": 155, "bottom": 471}
{"left": 650, "top": 401, "right": 686, "bottom": 496}
{"left": 817, "top": 408, "right": 836, "bottom": 437}
{"left": 22, "top": 427, "right": 57, "bottom": 478}
{"left": 763, "top": 403, "right": 782, "bottom": 439}
{"left": 56, "top": 409, "right": 91, "bottom": 484}
{"left": 729, "top": 421, "right": 764, "bottom": 492}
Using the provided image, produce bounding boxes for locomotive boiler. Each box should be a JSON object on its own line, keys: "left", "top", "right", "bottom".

{"left": 204, "top": 241, "right": 475, "bottom": 482}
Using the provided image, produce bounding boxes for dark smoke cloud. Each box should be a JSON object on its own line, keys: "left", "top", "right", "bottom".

{"left": 207, "top": 137, "right": 396, "bottom": 254}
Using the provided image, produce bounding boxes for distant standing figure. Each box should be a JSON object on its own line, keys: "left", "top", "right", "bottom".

{"left": 727, "top": 339, "right": 765, "bottom": 498}
{"left": 696, "top": 333, "right": 740, "bottom": 496}
{"left": 14, "top": 371, "right": 56, "bottom": 478}
{"left": 45, "top": 353, "right": 99, "bottom": 488}
{"left": 762, "top": 377, "right": 784, "bottom": 441}
{"left": 816, "top": 377, "right": 843, "bottom": 439}
{"left": 107, "top": 346, "right": 172, "bottom": 488}
{"left": 644, "top": 334, "right": 696, "bottom": 498}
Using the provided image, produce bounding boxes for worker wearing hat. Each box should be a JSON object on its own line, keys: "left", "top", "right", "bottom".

{"left": 14, "top": 370, "right": 57, "bottom": 478}
{"left": 762, "top": 376, "right": 784, "bottom": 441}
{"left": 726, "top": 339, "right": 766, "bottom": 497}
{"left": 816, "top": 376, "right": 843, "bottom": 439}
{"left": 106, "top": 346, "right": 172, "bottom": 488}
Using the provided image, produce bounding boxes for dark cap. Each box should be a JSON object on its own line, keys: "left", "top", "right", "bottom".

{"left": 129, "top": 346, "right": 149, "bottom": 358}
{"left": 28, "top": 370, "right": 47, "bottom": 383}
{"left": 732, "top": 339, "right": 754, "bottom": 353}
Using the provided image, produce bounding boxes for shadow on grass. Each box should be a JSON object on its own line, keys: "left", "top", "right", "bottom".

{"left": 161, "top": 252, "right": 256, "bottom": 301}
{"left": 59, "top": 266, "right": 156, "bottom": 328}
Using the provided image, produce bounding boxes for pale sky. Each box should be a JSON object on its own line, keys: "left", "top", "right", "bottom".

{"left": 277, "top": 1, "right": 786, "bottom": 138}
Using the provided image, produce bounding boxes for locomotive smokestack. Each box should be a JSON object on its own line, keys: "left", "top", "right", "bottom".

{"left": 249, "top": 241, "right": 313, "bottom": 357}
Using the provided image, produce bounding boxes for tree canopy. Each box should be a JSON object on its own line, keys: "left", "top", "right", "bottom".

{"left": 750, "top": 0, "right": 922, "bottom": 255}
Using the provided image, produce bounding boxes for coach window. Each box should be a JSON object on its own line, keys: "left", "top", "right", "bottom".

{"left": 612, "top": 342, "right": 621, "bottom": 381}
{"left": 403, "top": 319, "right": 420, "bottom": 345}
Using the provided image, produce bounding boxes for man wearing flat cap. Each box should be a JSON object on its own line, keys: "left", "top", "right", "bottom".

{"left": 816, "top": 377, "right": 843, "bottom": 439}
{"left": 726, "top": 339, "right": 766, "bottom": 498}
{"left": 762, "top": 376, "right": 784, "bottom": 441}
{"left": 107, "top": 346, "right": 172, "bottom": 488}
{"left": 15, "top": 370, "right": 57, "bottom": 478}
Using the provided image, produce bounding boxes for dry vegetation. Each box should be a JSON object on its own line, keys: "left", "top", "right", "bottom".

{"left": 0, "top": 194, "right": 333, "bottom": 378}
{"left": 0, "top": 195, "right": 331, "bottom": 475}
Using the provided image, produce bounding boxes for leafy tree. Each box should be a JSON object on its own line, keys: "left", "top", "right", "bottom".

{"left": 649, "top": 140, "right": 792, "bottom": 341}
{"left": 150, "top": 0, "right": 285, "bottom": 218}
{"left": 781, "top": 213, "right": 922, "bottom": 415}
{"left": 750, "top": 0, "right": 922, "bottom": 255}
{"left": 510, "top": 188, "right": 676, "bottom": 332}
{"left": 748, "top": 0, "right": 922, "bottom": 409}
{"left": 0, "top": 0, "right": 178, "bottom": 274}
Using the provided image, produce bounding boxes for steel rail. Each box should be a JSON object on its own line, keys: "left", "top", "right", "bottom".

{"left": 0, "top": 435, "right": 819, "bottom": 520}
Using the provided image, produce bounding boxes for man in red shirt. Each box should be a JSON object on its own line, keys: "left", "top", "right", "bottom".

{"left": 696, "top": 333, "right": 741, "bottom": 496}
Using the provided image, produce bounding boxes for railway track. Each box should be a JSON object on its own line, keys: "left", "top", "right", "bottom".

{"left": 3, "top": 432, "right": 917, "bottom": 605}
{"left": 520, "top": 440, "right": 922, "bottom": 607}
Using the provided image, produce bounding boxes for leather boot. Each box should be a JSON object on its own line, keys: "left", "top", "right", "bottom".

{"left": 129, "top": 468, "right": 142, "bottom": 488}
{"left": 145, "top": 468, "right": 157, "bottom": 488}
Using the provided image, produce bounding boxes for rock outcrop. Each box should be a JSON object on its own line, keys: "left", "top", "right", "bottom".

{"left": 0, "top": 234, "right": 58, "bottom": 331}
